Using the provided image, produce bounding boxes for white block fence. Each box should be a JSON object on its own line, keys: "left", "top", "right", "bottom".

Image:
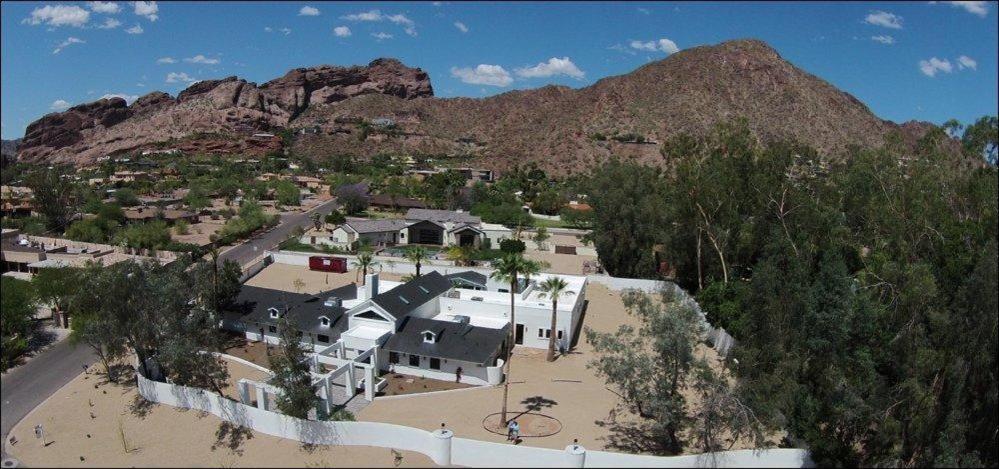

{"left": 137, "top": 369, "right": 809, "bottom": 467}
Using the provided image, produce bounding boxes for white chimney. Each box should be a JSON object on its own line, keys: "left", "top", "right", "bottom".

{"left": 365, "top": 273, "right": 379, "bottom": 299}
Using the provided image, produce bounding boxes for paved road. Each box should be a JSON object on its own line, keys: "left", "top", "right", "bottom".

{"left": 1, "top": 338, "right": 97, "bottom": 461}
{"left": 0, "top": 199, "right": 338, "bottom": 462}
{"left": 219, "top": 198, "right": 339, "bottom": 267}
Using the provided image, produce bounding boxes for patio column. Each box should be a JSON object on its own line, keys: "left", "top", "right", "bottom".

{"left": 255, "top": 385, "right": 268, "bottom": 410}
{"left": 238, "top": 380, "right": 251, "bottom": 405}
{"left": 345, "top": 365, "right": 356, "bottom": 398}
{"left": 323, "top": 375, "right": 332, "bottom": 415}
{"left": 363, "top": 366, "right": 376, "bottom": 401}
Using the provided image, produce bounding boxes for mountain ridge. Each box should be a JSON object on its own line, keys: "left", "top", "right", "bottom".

{"left": 16, "top": 39, "right": 946, "bottom": 173}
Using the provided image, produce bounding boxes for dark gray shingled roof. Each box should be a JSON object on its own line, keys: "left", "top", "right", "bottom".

{"left": 384, "top": 316, "right": 509, "bottom": 365}
{"left": 444, "top": 270, "right": 488, "bottom": 288}
{"left": 233, "top": 283, "right": 358, "bottom": 338}
{"left": 344, "top": 219, "right": 411, "bottom": 234}
{"left": 404, "top": 208, "right": 481, "bottom": 225}
{"left": 371, "top": 270, "right": 453, "bottom": 320}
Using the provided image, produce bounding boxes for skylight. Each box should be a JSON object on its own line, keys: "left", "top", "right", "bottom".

{"left": 399, "top": 295, "right": 410, "bottom": 304}
{"left": 418, "top": 286, "right": 429, "bottom": 294}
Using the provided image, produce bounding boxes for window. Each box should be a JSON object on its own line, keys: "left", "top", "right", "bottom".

{"left": 355, "top": 310, "right": 388, "bottom": 321}
{"left": 423, "top": 331, "right": 435, "bottom": 343}
{"left": 557, "top": 330, "right": 564, "bottom": 340}
{"left": 429, "top": 358, "right": 441, "bottom": 370}
{"left": 317, "top": 334, "right": 330, "bottom": 343}
{"left": 409, "top": 354, "right": 420, "bottom": 367}
{"left": 320, "top": 317, "right": 330, "bottom": 327}
{"left": 268, "top": 307, "right": 279, "bottom": 319}
{"left": 538, "top": 328, "right": 545, "bottom": 338}
{"left": 268, "top": 325, "right": 277, "bottom": 333}
{"left": 389, "top": 352, "right": 399, "bottom": 364}
{"left": 499, "top": 288, "right": 509, "bottom": 293}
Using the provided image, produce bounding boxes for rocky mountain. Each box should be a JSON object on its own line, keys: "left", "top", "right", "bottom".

{"left": 16, "top": 40, "right": 945, "bottom": 173}
{"left": 1, "top": 139, "right": 19, "bottom": 163}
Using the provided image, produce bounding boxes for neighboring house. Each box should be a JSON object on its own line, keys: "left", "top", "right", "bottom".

{"left": 1, "top": 186, "right": 34, "bottom": 216}
{"left": 225, "top": 269, "right": 587, "bottom": 386}
{"left": 300, "top": 209, "right": 511, "bottom": 250}
{"left": 123, "top": 207, "right": 199, "bottom": 224}
{"left": 292, "top": 175, "right": 323, "bottom": 189}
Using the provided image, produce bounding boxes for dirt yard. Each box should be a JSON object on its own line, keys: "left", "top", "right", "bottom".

{"left": 244, "top": 262, "right": 403, "bottom": 294}
{"left": 379, "top": 373, "right": 474, "bottom": 397}
{"left": 5, "top": 359, "right": 434, "bottom": 468}
{"left": 357, "top": 283, "right": 736, "bottom": 455}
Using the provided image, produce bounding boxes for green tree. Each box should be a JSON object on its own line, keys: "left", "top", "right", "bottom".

{"left": 275, "top": 180, "right": 301, "bottom": 206}
{"left": 1, "top": 277, "right": 36, "bottom": 371}
{"left": 115, "top": 220, "right": 171, "bottom": 251}
{"left": 531, "top": 226, "right": 550, "bottom": 251}
{"left": 536, "top": 276, "right": 574, "bottom": 362}
{"left": 585, "top": 288, "right": 703, "bottom": 454}
{"left": 114, "top": 188, "right": 140, "bottom": 207}
{"left": 268, "top": 317, "right": 318, "bottom": 419}
{"left": 489, "top": 254, "right": 542, "bottom": 423}
{"left": 351, "top": 251, "right": 380, "bottom": 284}
{"left": 324, "top": 210, "right": 346, "bottom": 228}
{"left": 25, "top": 167, "right": 78, "bottom": 232}
{"left": 405, "top": 245, "right": 431, "bottom": 277}
{"left": 32, "top": 267, "right": 81, "bottom": 328}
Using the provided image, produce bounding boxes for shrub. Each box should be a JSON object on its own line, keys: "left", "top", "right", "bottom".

{"left": 500, "top": 238, "right": 526, "bottom": 254}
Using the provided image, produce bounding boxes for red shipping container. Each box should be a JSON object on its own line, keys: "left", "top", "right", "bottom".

{"left": 308, "top": 256, "right": 347, "bottom": 273}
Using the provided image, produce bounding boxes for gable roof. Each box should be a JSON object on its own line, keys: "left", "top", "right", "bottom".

{"left": 444, "top": 271, "right": 488, "bottom": 288}
{"left": 369, "top": 194, "right": 427, "bottom": 209}
{"left": 344, "top": 219, "right": 410, "bottom": 234}
{"left": 233, "top": 283, "right": 358, "bottom": 338}
{"left": 371, "top": 270, "right": 452, "bottom": 320}
{"left": 405, "top": 209, "right": 481, "bottom": 225}
{"left": 384, "top": 317, "right": 509, "bottom": 364}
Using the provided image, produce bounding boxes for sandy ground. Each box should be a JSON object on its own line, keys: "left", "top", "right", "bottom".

{"left": 358, "top": 283, "right": 737, "bottom": 455}
{"left": 171, "top": 221, "right": 223, "bottom": 247}
{"left": 244, "top": 262, "right": 403, "bottom": 294}
{"left": 6, "top": 359, "right": 435, "bottom": 468}
{"left": 523, "top": 251, "right": 598, "bottom": 276}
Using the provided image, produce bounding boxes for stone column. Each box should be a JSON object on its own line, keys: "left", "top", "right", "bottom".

{"left": 364, "top": 366, "right": 375, "bottom": 401}
{"left": 431, "top": 424, "right": 454, "bottom": 467}
{"left": 565, "top": 439, "right": 586, "bottom": 468}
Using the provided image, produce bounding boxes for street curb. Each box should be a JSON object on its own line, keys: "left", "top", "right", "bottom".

{"left": 2, "top": 366, "right": 92, "bottom": 461}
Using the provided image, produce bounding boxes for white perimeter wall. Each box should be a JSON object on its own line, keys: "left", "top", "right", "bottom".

{"left": 137, "top": 368, "right": 810, "bottom": 467}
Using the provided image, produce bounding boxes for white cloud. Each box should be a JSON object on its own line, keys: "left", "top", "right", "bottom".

{"left": 957, "top": 55, "right": 977, "bottom": 70}
{"left": 609, "top": 43, "right": 637, "bottom": 55}
{"left": 629, "top": 38, "right": 679, "bottom": 54}
{"left": 156, "top": 56, "right": 176, "bottom": 64}
{"left": 371, "top": 32, "right": 393, "bottom": 40}
{"left": 943, "top": 1, "right": 990, "bottom": 17}
{"left": 165, "top": 72, "right": 196, "bottom": 83}
{"left": 515, "top": 57, "right": 585, "bottom": 79}
{"left": 454, "top": 21, "right": 468, "bottom": 33}
{"left": 299, "top": 5, "right": 320, "bottom": 16}
{"left": 341, "top": 9, "right": 417, "bottom": 36}
{"left": 24, "top": 5, "right": 90, "bottom": 27}
{"left": 100, "top": 93, "right": 139, "bottom": 104}
{"left": 184, "top": 54, "right": 219, "bottom": 64}
{"left": 342, "top": 9, "right": 384, "bottom": 21}
{"left": 87, "top": 1, "right": 121, "bottom": 14}
{"left": 333, "top": 25, "right": 351, "bottom": 37}
{"left": 865, "top": 10, "right": 903, "bottom": 29}
{"left": 919, "top": 57, "right": 953, "bottom": 77}
{"left": 450, "top": 64, "right": 513, "bottom": 87}
{"left": 53, "top": 37, "right": 85, "bottom": 54}
{"left": 97, "top": 17, "right": 122, "bottom": 28}
{"left": 50, "top": 99, "right": 72, "bottom": 111}
{"left": 871, "top": 35, "right": 895, "bottom": 44}
{"left": 637, "top": 7, "right": 650, "bottom": 14}
{"left": 133, "top": 1, "right": 158, "bottom": 21}
{"left": 263, "top": 26, "right": 272, "bottom": 32}
{"left": 125, "top": 23, "right": 143, "bottom": 34}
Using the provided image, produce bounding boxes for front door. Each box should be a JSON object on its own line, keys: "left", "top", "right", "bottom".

{"left": 515, "top": 324, "right": 524, "bottom": 345}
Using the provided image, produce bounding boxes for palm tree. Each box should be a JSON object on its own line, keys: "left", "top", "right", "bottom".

{"left": 405, "top": 245, "right": 430, "bottom": 277}
{"left": 351, "top": 251, "right": 380, "bottom": 285}
{"left": 489, "top": 253, "right": 543, "bottom": 424}
{"left": 536, "top": 276, "right": 575, "bottom": 362}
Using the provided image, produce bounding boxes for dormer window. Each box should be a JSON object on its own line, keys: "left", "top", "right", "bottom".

{"left": 319, "top": 316, "right": 330, "bottom": 328}
{"left": 268, "top": 307, "right": 279, "bottom": 319}
{"left": 422, "top": 331, "right": 436, "bottom": 343}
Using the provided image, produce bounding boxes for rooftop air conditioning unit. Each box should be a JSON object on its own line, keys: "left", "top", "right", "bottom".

{"left": 453, "top": 315, "right": 470, "bottom": 324}
{"left": 471, "top": 296, "right": 484, "bottom": 302}
{"left": 324, "top": 297, "right": 342, "bottom": 307}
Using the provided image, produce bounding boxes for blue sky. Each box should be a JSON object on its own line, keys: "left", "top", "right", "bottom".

{"left": 2, "top": 1, "right": 997, "bottom": 140}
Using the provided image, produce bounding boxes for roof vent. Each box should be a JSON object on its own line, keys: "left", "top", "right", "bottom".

{"left": 324, "top": 296, "right": 342, "bottom": 307}
{"left": 471, "top": 296, "right": 484, "bottom": 302}
{"left": 453, "top": 315, "right": 470, "bottom": 325}
{"left": 398, "top": 295, "right": 410, "bottom": 304}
